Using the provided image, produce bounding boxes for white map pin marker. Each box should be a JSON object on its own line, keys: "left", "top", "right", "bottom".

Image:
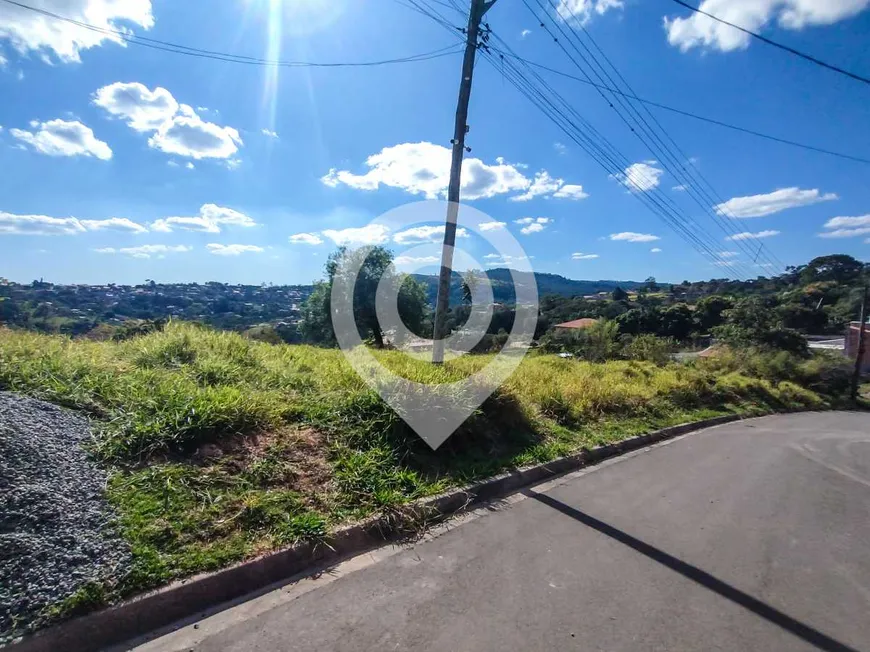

{"left": 330, "top": 200, "right": 539, "bottom": 450}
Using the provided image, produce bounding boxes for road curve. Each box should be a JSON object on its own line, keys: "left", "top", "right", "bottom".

{"left": 131, "top": 412, "right": 870, "bottom": 652}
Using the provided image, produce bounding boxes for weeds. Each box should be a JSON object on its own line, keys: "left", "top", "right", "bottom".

{"left": 0, "top": 322, "right": 851, "bottom": 604}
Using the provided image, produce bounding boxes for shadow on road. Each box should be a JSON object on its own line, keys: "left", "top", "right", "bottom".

{"left": 525, "top": 490, "right": 859, "bottom": 652}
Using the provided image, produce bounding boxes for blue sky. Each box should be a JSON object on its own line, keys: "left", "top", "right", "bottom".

{"left": 1, "top": 0, "right": 869, "bottom": 286}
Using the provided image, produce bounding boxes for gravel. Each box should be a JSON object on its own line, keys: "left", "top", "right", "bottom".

{"left": 0, "top": 392, "right": 132, "bottom": 644}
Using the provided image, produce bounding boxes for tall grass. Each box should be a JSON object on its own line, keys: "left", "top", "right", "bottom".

{"left": 0, "top": 322, "right": 847, "bottom": 603}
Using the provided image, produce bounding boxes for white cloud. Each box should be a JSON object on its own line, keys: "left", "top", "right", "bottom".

{"left": 93, "top": 83, "right": 242, "bottom": 160}
{"left": 824, "top": 214, "right": 870, "bottom": 229}
{"left": 664, "top": 0, "right": 870, "bottom": 53}
{"left": 818, "top": 215, "right": 870, "bottom": 239}
{"left": 615, "top": 161, "right": 663, "bottom": 192}
{"left": 610, "top": 231, "right": 661, "bottom": 242}
{"left": 718, "top": 250, "right": 739, "bottom": 258}
{"left": 393, "top": 225, "right": 468, "bottom": 245}
{"left": 555, "top": 0, "right": 624, "bottom": 24}
{"left": 0, "top": 212, "right": 149, "bottom": 235}
{"left": 818, "top": 227, "right": 870, "bottom": 239}
{"left": 726, "top": 230, "right": 780, "bottom": 241}
{"left": 479, "top": 221, "right": 506, "bottom": 231}
{"left": 95, "top": 244, "right": 190, "bottom": 258}
{"left": 206, "top": 244, "right": 264, "bottom": 256}
{"left": 80, "top": 217, "right": 147, "bottom": 234}
{"left": 0, "top": 212, "right": 85, "bottom": 235}
{"left": 394, "top": 255, "right": 440, "bottom": 266}
{"left": 150, "top": 216, "right": 219, "bottom": 233}
{"left": 571, "top": 252, "right": 599, "bottom": 260}
{"left": 520, "top": 28, "right": 532, "bottom": 38}
{"left": 511, "top": 171, "right": 589, "bottom": 202}
{"left": 552, "top": 184, "right": 589, "bottom": 199}
{"left": 650, "top": 247, "right": 663, "bottom": 253}
{"left": 321, "top": 142, "right": 530, "bottom": 201}
{"left": 672, "top": 184, "right": 687, "bottom": 192}
{"left": 511, "top": 171, "right": 562, "bottom": 202}
{"left": 150, "top": 204, "right": 256, "bottom": 233}
{"left": 93, "top": 82, "right": 177, "bottom": 131}
{"left": 0, "top": 0, "right": 154, "bottom": 63}
{"left": 150, "top": 105, "right": 242, "bottom": 160}
{"left": 554, "top": 142, "right": 566, "bottom": 154}
{"left": 714, "top": 187, "right": 837, "bottom": 217}
{"left": 515, "top": 217, "right": 552, "bottom": 235}
{"left": 483, "top": 253, "right": 531, "bottom": 266}
{"left": 289, "top": 233, "right": 324, "bottom": 245}
{"left": 261, "top": 128, "right": 279, "bottom": 139}
{"left": 10, "top": 119, "right": 111, "bottom": 160}
{"left": 322, "top": 224, "right": 390, "bottom": 246}
{"left": 185, "top": 162, "right": 195, "bottom": 170}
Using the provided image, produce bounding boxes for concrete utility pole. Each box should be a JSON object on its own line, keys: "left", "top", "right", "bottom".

{"left": 432, "top": 0, "right": 497, "bottom": 364}
{"left": 850, "top": 285, "right": 868, "bottom": 400}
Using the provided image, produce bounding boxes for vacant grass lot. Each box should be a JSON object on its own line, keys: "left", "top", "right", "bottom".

{"left": 0, "top": 323, "right": 853, "bottom": 625}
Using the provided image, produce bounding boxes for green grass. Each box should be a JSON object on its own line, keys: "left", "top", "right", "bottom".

{"left": 0, "top": 322, "right": 853, "bottom": 629}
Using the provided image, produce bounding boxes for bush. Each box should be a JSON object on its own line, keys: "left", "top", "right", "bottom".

{"left": 621, "top": 334, "right": 677, "bottom": 365}
{"left": 698, "top": 348, "right": 851, "bottom": 398}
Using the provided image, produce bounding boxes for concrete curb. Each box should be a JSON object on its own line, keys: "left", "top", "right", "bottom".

{"left": 9, "top": 413, "right": 742, "bottom": 652}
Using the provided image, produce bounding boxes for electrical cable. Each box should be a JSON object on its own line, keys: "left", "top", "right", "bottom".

{"left": 667, "top": 0, "right": 870, "bottom": 87}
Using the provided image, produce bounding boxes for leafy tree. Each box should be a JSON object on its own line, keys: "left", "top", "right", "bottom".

{"left": 300, "top": 246, "right": 429, "bottom": 348}
{"left": 778, "top": 303, "right": 828, "bottom": 333}
{"left": 713, "top": 296, "right": 808, "bottom": 355}
{"left": 799, "top": 254, "right": 866, "bottom": 285}
{"left": 660, "top": 303, "right": 694, "bottom": 340}
{"left": 694, "top": 295, "right": 733, "bottom": 332}
{"left": 616, "top": 307, "right": 662, "bottom": 335}
{"left": 611, "top": 286, "right": 629, "bottom": 302}
{"left": 299, "top": 282, "right": 334, "bottom": 346}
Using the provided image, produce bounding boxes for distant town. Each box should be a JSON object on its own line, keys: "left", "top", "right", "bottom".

{"left": 0, "top": 278, "right": 313, "bottom": 336}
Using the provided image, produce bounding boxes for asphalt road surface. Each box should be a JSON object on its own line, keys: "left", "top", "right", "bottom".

{"left": 132, "top": 412, "right": 870, "bottom": 652}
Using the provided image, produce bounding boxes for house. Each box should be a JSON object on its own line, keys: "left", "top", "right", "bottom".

{"left": 554, "top": 318, "right": 599, "bottom": 331}
{"left": 845, "top": 321, "right": 870, "bottom": 372}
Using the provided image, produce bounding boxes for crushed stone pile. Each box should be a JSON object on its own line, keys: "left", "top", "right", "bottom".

{"left": 0, "top": 392, "right": 131, "bottom": 643}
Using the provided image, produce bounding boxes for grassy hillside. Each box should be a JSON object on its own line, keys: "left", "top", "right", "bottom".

{"left": 0, "top": 322, "right": 855, "bottom": 629}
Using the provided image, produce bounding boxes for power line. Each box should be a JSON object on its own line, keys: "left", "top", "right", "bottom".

{"left": 524, "top": 0, "right": 769, "bottom": 276}
{"left": 419, "top": 0, "right": 756, "bottom": 277}
{"left": 667, "top": 0, "right": 870, "bottom": 87}
{"left": 0, "top": 0, "right": 463, "bottom": 68}
{"left": 492, "top": 50, "right": 870, "bottom": 166}
{"left": 528, "top": 0, "right": 784, "bottom": 274}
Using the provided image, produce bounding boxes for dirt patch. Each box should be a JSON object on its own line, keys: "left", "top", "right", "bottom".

{"left": 194, "top": 427, "right": 335, "bottom": 509}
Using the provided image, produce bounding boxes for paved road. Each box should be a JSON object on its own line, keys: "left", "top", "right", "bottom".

{"left": 132, "top": 412, "right": 870, "bottom": 652}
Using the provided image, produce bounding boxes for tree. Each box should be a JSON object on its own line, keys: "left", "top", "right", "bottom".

{"left": 694, "top": 295, "right": 733, "bottom": 333}
{"left": 642, "top": 276, "right": 659, "bottom": 293}
{"left": 300, "top": 246, "right": 429, "bottom": 348}
{"left": 713, "top": 296, "right": 808, "bottom": 355}
{"left": 660, "top": 304, "right": 694, "bottom": 340}
{"left": 611, "top": 286, "right": 629, "bottom": 302}
{"left": 799, "top": 255, "right": 865, "bottom": 285}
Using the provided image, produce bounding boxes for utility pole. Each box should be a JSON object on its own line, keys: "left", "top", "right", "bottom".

{"left": 850, "top": 285, "right": 868, "bottom": 400}
{"left": 432, "top": 0, "right": 497, "bottom": 364}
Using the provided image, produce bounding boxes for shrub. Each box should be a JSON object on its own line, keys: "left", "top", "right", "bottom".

{"left": 621, "top": 334, "right": 677, "bottom": 365}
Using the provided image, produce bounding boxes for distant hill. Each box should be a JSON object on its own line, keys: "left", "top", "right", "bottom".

{"left": 411, "top": 268, "right": 645, "bottom": 305}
